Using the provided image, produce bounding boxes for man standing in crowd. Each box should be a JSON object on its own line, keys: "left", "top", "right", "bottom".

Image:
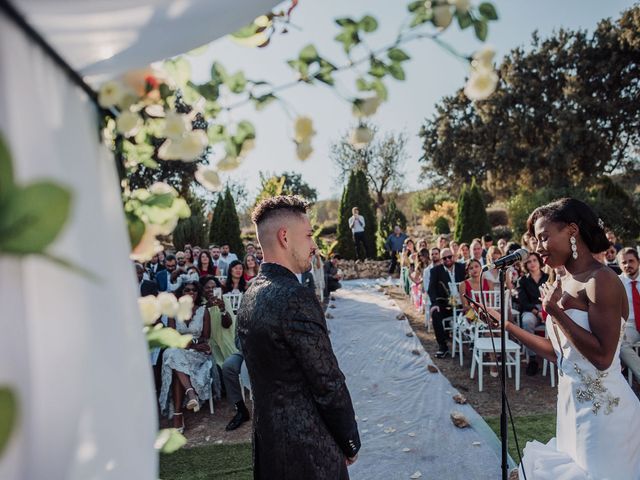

{"left": 209, "top": 245, "right": 226, "bottom": 276}
{"left": 324, "top": 253, "right": 343, "bottom": 296}
{"left": 436, "top": 235, "right": 448, "bottom": 251}
{"left": 238, "top": 195, "right": 360, "bottom": 479}
{"left": 619, "top": 247, "right": 640, "bottom": 383}
{"left": 385, "top": 225, "right": 408, "bottom": 275}
{"left": 605, "top": 243, "right": 622, "bottom": 274}
{"left": 348, "top": 206, "right": 368, "bottom": 260}
{"left": 246, "top": 242, "right": 256, "bottom": 256}
{"left": 221, "top": 243, "right": 238, "bottom": 265}
{"left": 606, "top": 230, "right": 623, "bottom": 252}
{"left": 255, "top": 245, "right": 264, "bottom": 264}
{"left": 481, "top": 234, "right": 493, "bottom": 262}
{"left": 428, "top": 247, "right": 465, "bottom": 358}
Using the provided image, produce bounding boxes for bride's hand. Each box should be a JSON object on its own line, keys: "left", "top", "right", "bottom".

{"left": 540, "top": 280, "right": 562, "bottom": 315}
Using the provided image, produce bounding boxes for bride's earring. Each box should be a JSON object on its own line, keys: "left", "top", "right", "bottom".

{"left": 570, "top": 236, "right": 578, "bottom": 260}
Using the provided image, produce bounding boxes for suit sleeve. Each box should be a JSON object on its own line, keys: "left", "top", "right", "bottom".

{"left": 428, "top": 267, "right": 439, "bottom": 305}
{"left": 283, "top": 288, "right": 360, "bottom": 458}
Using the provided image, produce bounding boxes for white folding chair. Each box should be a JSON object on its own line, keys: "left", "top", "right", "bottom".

{"left": 453, "top": 288, "right": 499, "bottom": 363}
{"left": 470, "top": 323, "right": 521, "bottom": 392}
{"left": 239, "top": 361, "right": 253, "bottom": 402}
{"left": 223, "top": 292, "right": 243, "bottom": 313}
{"left": 445, "top": 282, "right": 462, "bottom": 341}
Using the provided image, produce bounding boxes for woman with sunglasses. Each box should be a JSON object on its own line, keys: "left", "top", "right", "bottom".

{"left": 158, "top": 281, "right": 214, "bottom": 433}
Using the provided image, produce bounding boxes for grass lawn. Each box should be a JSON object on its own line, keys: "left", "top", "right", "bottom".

{"left": 485, "top": 413, "right": 556, "bottom": 462}
{"left": 160, "top": 443, "right": 252, "bottom": 480}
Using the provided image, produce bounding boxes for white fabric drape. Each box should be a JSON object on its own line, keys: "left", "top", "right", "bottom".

{"left": 0, "top": 1, "right": 278, "bottom": 479}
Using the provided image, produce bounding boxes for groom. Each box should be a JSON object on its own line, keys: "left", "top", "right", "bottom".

{"left": 237, "top": 195, "right": 360, "bottom": 479}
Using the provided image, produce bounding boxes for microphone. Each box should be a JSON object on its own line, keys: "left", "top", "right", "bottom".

{"left": 482, "top": 248, "right": 529, "bottom": 271}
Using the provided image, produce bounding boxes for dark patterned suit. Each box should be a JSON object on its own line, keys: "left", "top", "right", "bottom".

{"left": 238, "top": 263, "right": 360, "bottom": 479}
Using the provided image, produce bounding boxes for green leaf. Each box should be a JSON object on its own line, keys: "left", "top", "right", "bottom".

{"left": 231, "top": 22, "right": 260, "bottom": 39}
{"left": 387, "top": 48, "right": 410, "bottom": 62}
{"left": 224, "top": 138, "right": 241, "bottom": 157}
{"left": 457, "top": 11, "right": 473, "bottom": 29}
{"left": 0, "top": 182, "right": 72, "bottom": 254}
{"left": 195, "top": 81, "right": 219, "bottom": 101}
{"left": 359, "top": 15, "right": 378, "bottom": 33}
{"left": 0, "top": 386, "right": 18, "bottom": 458}
{"left": 159, "top": 83, "right": 172, "bottom": 101}
{"left": 146, "top": 327, "right": 191, "bottom": 350}
{"left": 155, "top": 428, "right": 187, "bottom": 454}
{"left": 0, "top": 133, "right": 15, "bottom": 206}
{"left": 474, "top": 19, "right": 488, "bottom": 41}
{"left": 407, "top": 1, "right": 424, "bottom": 13}
{"left": 478, "top": 2, "right": 499, "bottom": 20}
{"left": 334, "top": 29, "right": 359, "bottom": 53}
{"left": 207, "top": 124, "right": 227, "bottom": 144}
{"left": 143, "top": 193, "right": 174, "bottom": 209}
{"left": 368, "top": 58, "right": 388, "bottom": 78}
{"left": 355, "top": 77, "right": 370, "bottom": 91}
{"left": 225, "top": 71, "right": 247, "bottom": 94}
{"left": 388, "top": 63, "right": 406, "bottom": 81}
{"left": 234, "top": 121, "right": 256, "bottom": 144}
{"left": 210, "top": 62, "right": 228, "bottom": 85}
{"left": 335, "top": 17, "right": 357, "bottom": 27}
{"left": 371, "top": 78, "right": 388, "bottom": 101}
{"left": 287, "top": 59, "right": 310, "bottom": 78}
{"left": 298, "top": 44, "right": 319, "bottom": 63}
{"left": 163, "top": 57, "right": 191, "bottom": 87}
{"left": 410, "top": 10, "right": 432, "bottom": 28}
{"left": 253, "top": 93, "right": 277, "bottom": 111}
{"left": 127, "top": 213, "right": 145, "bottom": 248}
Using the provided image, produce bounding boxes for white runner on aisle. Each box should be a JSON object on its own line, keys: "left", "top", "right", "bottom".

{"left": 328, "top": 280, "right": 506, "bottom": 480}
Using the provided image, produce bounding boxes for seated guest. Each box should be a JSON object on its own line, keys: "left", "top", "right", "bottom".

{"left": 220, "top": 243, "right": 239, "bottom": 265}
{"left": 618, "top": 248, "right": 640, "bottom": 383}
{"left": 209, "top": 245, "right": 226, "bottom": 277}
{"left": 449, "top": 240, "right": 459, "bottom": 260}
{"left": 481, "top": 234, "right": 493, "bottom": 261}
{"left": 198, "top": 251, "right": 217, "bottom": 277}
{"left": 221, "top": 346, "right": 250, "bottom": 431}
{"left": 324, "top": 253, "right": 342, "bottom": 295}
{"left": 183, "top": 247, "right": 194, "bottom": 267}
{"left": 470, "top": 239, "right": 484, "bottom": 265}
{"left": 516, "top": 252, "right": 549, "bottom": 376}
{"left": 606, "top": 229, "right": 623, "bottom": 252}
{"left": 156, "top": 254, "right": 182, "bottom": 292}
{"left": 605, "top": 242, "right": 622, "bottom": 274}
{"left": 436, "top": 235, "right": 448, "bottom": 251}
{"left": 135, "top": 262, "right": 158, "bottom": 296}
{"left": 176, "top": 251, "right": 187, "bottom": 269}
{"left": 158, "top": 282, "right": 215, "bottom": 433}
{"left": 457, "top": 242, "right": 470, "bottom": 263}
{"left": 497, "top": 237, "right": 508, "bottom": 255}
{"left": 255, "top": 245, "right": 264, "bottom": 265}
{"left": 224, "top": 260, "right": 248, "bottom": 293}
{"left": 243, "top": 254, "right": 259, "bottom": 282}
{"left": 301, "top": 267, "right": 316, "bottom": 291}
{"left": 245, "top": 242, "right": 257, "bottom": 256}
{"left": 192, "top": 246, "right": 202, "bottom": 262}
{"left": 201, "top": 276, "right": 237, "bottom": 369}
{"left": 146, "top": 253, "right": 163, "bottom": 279}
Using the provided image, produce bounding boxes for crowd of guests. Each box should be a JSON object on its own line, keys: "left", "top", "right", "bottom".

{"left": 391, "top": 228, "right": 640, "bottom": 383}
{"left": 136, "top": 241, "right": 345, "bottom": 434}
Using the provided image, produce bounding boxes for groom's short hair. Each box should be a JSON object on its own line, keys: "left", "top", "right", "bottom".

{"left": 252, "top": 195, "right": 309, "bottom": 227}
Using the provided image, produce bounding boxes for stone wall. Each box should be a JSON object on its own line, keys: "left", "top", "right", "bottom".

{"left": 336, "top": 259, "right": 391, "bottom": 280}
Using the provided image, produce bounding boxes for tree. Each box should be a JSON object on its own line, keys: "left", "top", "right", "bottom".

{"left": 173, "top": 195, "right": 208, "bottom": 249}
{"left": 454, "top": 179, "right": 491, "bottom": 243}
{"left": 335, "top": 169, "right": 376, "bottom": 259}
{"left": 209, "top": 187, "right": 244, "bottom": 257}
{"left": 419, "top": 7, "right": 640, "bottom": 199}
{"left": 254, "top": 171, "right": 318, "bottom": 207}
{"left": 376, "top": 198, "right": 407, "bottom": 257}
{"left": 331, "top": 124, "right": 407, "bottom": 213}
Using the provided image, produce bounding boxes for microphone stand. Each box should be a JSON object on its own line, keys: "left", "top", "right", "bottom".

{"left": 499, "top": 267, "right": 508, "bottom": 480}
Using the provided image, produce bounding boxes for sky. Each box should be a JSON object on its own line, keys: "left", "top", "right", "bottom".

{"left": 188, "top": 0, "right": 635, "bottom": 201}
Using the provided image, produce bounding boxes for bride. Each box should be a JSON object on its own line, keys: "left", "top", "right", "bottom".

{"left": 501, "top": 198, "right": 640, "bottom": 479}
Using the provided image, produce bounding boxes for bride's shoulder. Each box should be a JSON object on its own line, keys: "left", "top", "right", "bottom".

{"left": 583, "top": 263, "right": 624, "bottom": 300}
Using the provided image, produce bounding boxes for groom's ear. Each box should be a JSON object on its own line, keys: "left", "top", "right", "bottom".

{"left": 277, "top": 226, "right": 289, "bottom": 249}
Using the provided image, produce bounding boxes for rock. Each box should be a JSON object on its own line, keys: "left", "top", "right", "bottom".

{"left": 325, "top": 313, "right": 334, "bottom": 319}
{"left": 410, "top": 471, "right": 422, "bottom": 479}
{"left": 453, "top": 394, "right": 467, "bottom": 404}
{"left": 411, "top": 349, "right": 420, "bottom": 356}
{"left": 450, "top": 411, "right": 470, "bottom": 428}
{"left": 405, "top": 331, "right": 414, "bottom": 337}
{"left": 427, "top": 364, "right": 439, "bottom": 373}
{"left": 396, "top": 313, "right": 406, "bottom": 320}
{"left": 329, "top": 304, "right": 336, "bottom": 309}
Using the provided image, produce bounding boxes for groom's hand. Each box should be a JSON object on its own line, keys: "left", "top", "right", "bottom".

{"left": 346, "top": 454, "right": 358, "bottom": 466}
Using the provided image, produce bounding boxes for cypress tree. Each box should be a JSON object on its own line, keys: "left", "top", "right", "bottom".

{"left": 209, "top": 187, "right": 245, "bottom": 258}
{"left": 454, "top": 178, "right": 491, "bottom": 243}
{"left": 208, "top": 192, "right": 224, "bottom": 244}
{"left": 376, "top": 198, "right": 407, "bottom": 257}
{"left": 173, "top": 196, "right": 208, "bottom": 249}
{"left": 354, "top": 169, "right": 377, "bottom": 258}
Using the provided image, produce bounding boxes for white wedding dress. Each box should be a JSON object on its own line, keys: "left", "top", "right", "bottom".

{"left": 520, "top": 309, "right": 640, "bottom": 479}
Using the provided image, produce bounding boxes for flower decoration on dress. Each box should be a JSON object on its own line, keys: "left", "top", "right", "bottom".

{"left": 573, "top": 364, "right": 620, "bottom": 415}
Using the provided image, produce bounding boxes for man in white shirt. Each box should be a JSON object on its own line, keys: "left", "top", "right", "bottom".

{"left": 348, "top": 206, "right": 368, "bottom": 260}
{"left": 619, "top": 247, "right": 640, "bottom": 382}
{"left": 209, "top": 244, "right": 227, "bottom": 276}
{"left": 220, "top": 243, "right": 239, "bottom": 265}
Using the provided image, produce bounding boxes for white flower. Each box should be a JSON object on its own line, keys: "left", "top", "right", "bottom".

{"left": 177, "top": 295, "right": 194, "bottom": 322}
{"left": 130, "top": 225, "right": 163, "bottom": 262}
{"left": 296, "top": 140, "right": 313, "bottom": 160}
{"left": 240, "top": 139, "right": 256, "bottom": 156}
{"left": 122, "top": 66, "right": 155, "bottom": 96}
{"left": 116, "top": 110, "right": 142, "bottom": 137}
{"left": 449, "top": 0, "right": 470, "bottom": 13}
{"left": 464, "top": 66, "right": 499, "bottom": 101}
{"left": 350, "top": 125, "right": 374, "bottom": 149}
{"left": 138, "top": 295, "right": 161, "bottom": 325}
{"left": 98, "top": 80, "right": 125, "bottom": 108}
{"left": 195, "top": 165, "right": 222, "bottom": 191}
{"left": 217, "top": 155, "right": 242, "bottom": 171}
{"left": 158, "top": 130, "right": 208, "bottom": 162}
{"left": 472, "top": 46, "right": 496, "bottom": 69}
{"left": 157, "top": 292, "right": 179, "bottom": 317}
{"left": 352, "top": 95, "right": 382, "bottom": 118}
{"left": 149, "top": 182, "right": 177, "bottom": 196}
{"left": 163, "top": 111, "right": 192, "bottom": 140}
{"left": 432, "top": 5, "right": 453, "bottom": 28}
{"left": 294, "top": 116, "right": 315, "bottom": 143}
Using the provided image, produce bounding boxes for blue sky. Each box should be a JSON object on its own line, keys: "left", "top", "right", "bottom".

{"left": 189, "top": 0, "right": 634, "bottom": 200}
